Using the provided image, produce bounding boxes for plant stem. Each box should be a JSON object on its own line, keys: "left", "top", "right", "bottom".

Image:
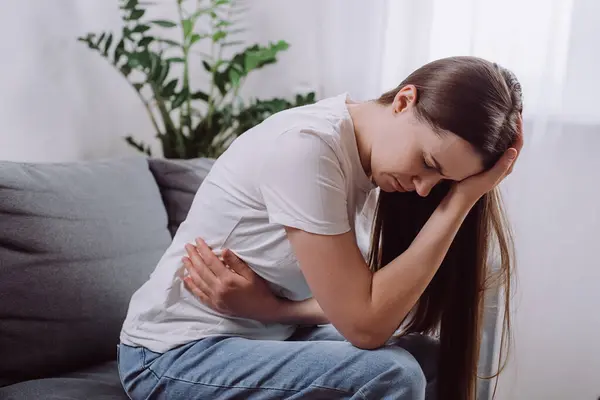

{"left": 206, "top": 36, "right": 217, "bottom": 126}
{"left": 206, "top": 1, "right": 231, "bottom": 127}
{"left": 214, "top": 75, "right": 244, "bottom": 109}
{"left": 176, "top": 1, "right": 192, "bottom": 135}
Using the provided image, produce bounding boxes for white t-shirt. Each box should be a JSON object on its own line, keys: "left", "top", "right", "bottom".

{"left": 120, "top": 93, "right": 377, "bottom": 352}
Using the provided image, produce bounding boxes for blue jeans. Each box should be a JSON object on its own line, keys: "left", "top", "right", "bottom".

{"left": 117, "top": 325, "right": 438, "bottom": 399}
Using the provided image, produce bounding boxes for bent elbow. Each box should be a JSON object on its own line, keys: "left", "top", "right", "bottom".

{"left": 344, "top": 323, "right": 389, "bottom": 350}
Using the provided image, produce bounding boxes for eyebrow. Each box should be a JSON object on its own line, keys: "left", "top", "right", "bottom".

{"left": 431, "top": 155, "right": 448, "bottom": 178}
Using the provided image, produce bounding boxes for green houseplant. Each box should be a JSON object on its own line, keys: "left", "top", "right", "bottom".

{"left": 78, "top": 0, "right": 316, "bottom": 158}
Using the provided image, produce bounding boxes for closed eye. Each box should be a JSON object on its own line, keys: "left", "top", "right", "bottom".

{"left": 422, "top": 154, "right": 436, "bottom": 171}
{"left": 429, "top": 154, "right": 448, "bottom": 178}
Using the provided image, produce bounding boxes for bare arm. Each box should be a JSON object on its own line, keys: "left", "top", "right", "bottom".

{"left": 286, "top": 189, "right": 472, "bottom": 348}
{"left": 287, "top": 146, "right": 519, "bottom": 349}
{"left": 269, "top": 297, "right": 329, "bottom": 325}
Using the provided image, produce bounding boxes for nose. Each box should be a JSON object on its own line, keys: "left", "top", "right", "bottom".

{"left": 413, "top": 175, "right": 439, "bottom": 197}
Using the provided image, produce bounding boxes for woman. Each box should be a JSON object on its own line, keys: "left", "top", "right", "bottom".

{"left": 118, "top": 56, "right": 523, "bottom": 400}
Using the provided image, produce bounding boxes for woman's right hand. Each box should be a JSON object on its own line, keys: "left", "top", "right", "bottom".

{"left": 182, "top": 239, "right": 283, "bottom": 321}
{"left": 453, "top": 117, "right": 524, "bottom": 204}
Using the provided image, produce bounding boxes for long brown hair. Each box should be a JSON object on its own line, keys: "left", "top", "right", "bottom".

{"left": 369, "top": 56, "right": 523, "bottom": 400}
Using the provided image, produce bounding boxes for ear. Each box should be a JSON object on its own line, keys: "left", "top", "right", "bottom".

{"left": 393, "top": 85, "right": 418, "bottom": 114}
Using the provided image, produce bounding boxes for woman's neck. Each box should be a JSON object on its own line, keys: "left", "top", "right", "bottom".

{"left": 346, "top": 100, "right": 385, "bottom": 178}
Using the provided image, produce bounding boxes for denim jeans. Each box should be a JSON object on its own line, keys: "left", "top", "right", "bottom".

{"left": 117, "top": 325, "right": 438, "bottom": 399}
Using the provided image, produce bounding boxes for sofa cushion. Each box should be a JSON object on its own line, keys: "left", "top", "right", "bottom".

{"left": 148, "top": 158, "right": 214, "bottom": 236}
{"left": 0, "top": 158, "right": 172, "bottom": 386}
{"left": 0, "top": 361, "right": 127, "bottom": 400}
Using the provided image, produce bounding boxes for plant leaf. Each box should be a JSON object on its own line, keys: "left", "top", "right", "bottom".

{"left": 157, "top": 60, "right": 170, "bottom": 83}
{"left": 244, "top": 52, "right": 259, "bottom": 71}
{"left": 212, "top": 31, "right": 227, "bottom": 42}
{"left": 214, "top": 72, "right": 227, "bottom": 96}
{"left": 133, "top": 82, "right": 145, "bottom": 91}
{"left": 103, "top": 33, "right": 113, "bottom": 55}
{"left": 191, "top": 91, "right": 209, "bottom": 101}
{"left": 133, "top": 24, "right": 151, "bottom": 34}
{"left": 125, "top": 135, "right": 152, "bottom": 156}
{"left": 123, "top": 0, "right": 138, "bottom": 10}
{"left": 272, "top": 39, "right": 290, "bottom": 51}
{"left": 166, "top": 57, "right": 185, "bottom": 63}
{"left": 113, "top": 38, "right": 126, "bottom": 64}
{"left": 161, "top": 79, "right": 178, "bottom": 97}
{"left": 138, "top": 36, "right": 153, "bottom": 47}
{"left": 128, "top": 51, "right": 152, "bottom": 69}
{"left": 216, "top": 21, "right": 232, "bottom": 29}
{"left": 149, "top": 52, "right": 161, "bottom": 79}
{"left": 120, "top": 65, "right": 132, "bottom": 77}
{"left": 228, "top": 68, "right": 241, "bottom": 87}
{"left": 128, "top": 58, "right": 141, "bottom": 69}
{"left": 189, "top": 33, "right": 203, "bottom": 46}
{"left": 96, "top": 33, "right": 106, "bottom": 47}
{"left": 182, "top": 19, "right": 193, "bottom": 38}
{"left": 129, "top": 9, "right": 145, "bottom": 20}
{"left": 171, "top": 89, "right": 189, "bottom": 109}
{"left": 222, "top": 40, "right": 244, "bottom": 47}
{"left": 150, "top": 20, "right": 177, "bottom": 28}
{"left": 156, "top": 38, "right": 182, "bottom": 47}
{"left": 202, "top": 60, "right": 212, "bottom": 72}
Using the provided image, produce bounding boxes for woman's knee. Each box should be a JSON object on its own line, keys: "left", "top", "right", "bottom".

{"left": 358, "top": 347, "right": 427, "bottom": 393}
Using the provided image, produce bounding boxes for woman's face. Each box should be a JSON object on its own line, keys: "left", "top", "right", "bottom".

{"left": 370, "top": 86, "right": 485, "bottom": 196}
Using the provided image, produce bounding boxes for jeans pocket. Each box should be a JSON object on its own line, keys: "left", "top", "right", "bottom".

{"left": 141, "top": 347, "right": 161, "bottom": 368}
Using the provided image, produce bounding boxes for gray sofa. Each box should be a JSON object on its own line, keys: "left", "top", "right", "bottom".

{"left": 0, "top": 157, "right": 213, "bottom": 399}
{"left": 0, "top": 157, "right": 445, "bottom": 399}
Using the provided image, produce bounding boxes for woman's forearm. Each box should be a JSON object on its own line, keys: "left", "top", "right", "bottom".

{"left": 264, "top": 297, "right": 329, "bottom": 326}
{"left": 367, "top": 191, "right": 474, "bottom": 343}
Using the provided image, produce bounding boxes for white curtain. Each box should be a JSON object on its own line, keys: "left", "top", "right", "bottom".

{"left": 375, "top": 1, "right": 599, "bottom": 400}
{"left": 380, "top": 0, "right": 573, "bottom": 125}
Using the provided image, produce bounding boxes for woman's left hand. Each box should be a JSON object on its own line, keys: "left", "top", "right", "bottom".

{"left": 182, "top": 238, "right": 282, "bottom": 321}
{"left": 453, "top": 115, "right": 524, "bottom": 204}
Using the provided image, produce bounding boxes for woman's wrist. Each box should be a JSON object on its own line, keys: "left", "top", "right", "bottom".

{"left": 446, "top": 185, "right": 479, "bottom": 212}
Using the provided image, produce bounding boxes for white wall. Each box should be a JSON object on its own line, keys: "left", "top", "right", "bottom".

{"left": 0, "top": 0, "right": 386, "bottom": 162}
{"left": 0, "top": 1, "right": 156, "bottom": 161}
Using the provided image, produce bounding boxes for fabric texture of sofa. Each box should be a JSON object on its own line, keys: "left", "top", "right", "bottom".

{"left": 0, "top": 157, "right": 213, "bottom": 399}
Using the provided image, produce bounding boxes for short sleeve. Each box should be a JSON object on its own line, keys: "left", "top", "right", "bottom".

{"left": 258, "top": 130, "right": 351, "bottom": 235}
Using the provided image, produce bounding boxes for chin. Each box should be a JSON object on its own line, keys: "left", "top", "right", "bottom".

{"left": 373, "top": 174, "right": 395, "bottom": 193}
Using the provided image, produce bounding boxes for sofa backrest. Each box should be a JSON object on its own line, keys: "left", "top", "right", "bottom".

{"left": 148, "top": 158, "right": 215, "bottom": 236}
{"left": 0, "top": 158, "right": 173, "bottom": 386}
